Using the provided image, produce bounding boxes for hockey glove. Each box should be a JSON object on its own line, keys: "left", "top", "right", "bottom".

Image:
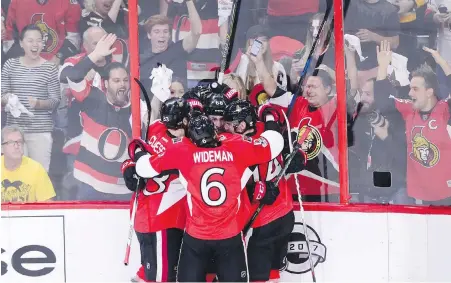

{"left": 187, "top": 98, "right": 204, "bottom": 117}
{"left": 257, "top": 102, "right": 285, "bottom": 124}
{"left": 128, "top": 139, "right": 152, "bottom": 162}
{"left": 210, "top": 82, "right": 238, "bottom": 103}
{"left": 285, "top": 148, "right": 307, "bottom": 174}
{"left": 248, "top": 83, "right": 268, "bottom": 107}
{"left": 121, "top": 159, "right": 145, "bottom": 192}
{"left": 253, "top": 180, "right": 280, "bottom": 205}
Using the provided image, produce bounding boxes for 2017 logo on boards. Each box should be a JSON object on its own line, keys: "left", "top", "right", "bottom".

{"left": 281, "top": 222, "right": 327, "bottom": 274}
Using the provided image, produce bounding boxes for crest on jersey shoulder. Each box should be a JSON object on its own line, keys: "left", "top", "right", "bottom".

{"left": 409, "top": 126, "right": 440, "bottom": 168}
{"left": 172, "top": 137, "right": 183, "bottom": 144}
{"left": 253, "top": 137, "right": 268, "bottom": 147}
{"left": 242, "top": 135, "right": 252, "bottom": 143}
{"left": 218, "top": 134, "right": 227, "bottom": 141}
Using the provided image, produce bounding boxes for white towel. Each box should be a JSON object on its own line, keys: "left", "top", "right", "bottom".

{"left": 344, "top": 34, "right": 367, "bottom": 62}
{"left": 5, "top": 94, "right": 34, "bottom": 118}
{"left": 388, "top": 52, "right": 410, "bottom": 87}
{"left": 150, "top": 64, "right": 173, "bottom": 103}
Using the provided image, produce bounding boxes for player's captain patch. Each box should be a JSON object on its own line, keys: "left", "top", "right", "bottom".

{"left": 253, "top": 137, "right": 268, "bottom": 147}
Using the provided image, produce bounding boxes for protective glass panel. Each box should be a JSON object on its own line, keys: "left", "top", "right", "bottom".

{"left": 344, "top": 0, "right": 451, "bottom": 205}
{"left": 1, "top": 0, "right": 132, "bottom": 202}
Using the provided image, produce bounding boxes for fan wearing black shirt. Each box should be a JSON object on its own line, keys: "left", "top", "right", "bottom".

{"left": 79, "top": 0, "right": 130, "bottom": 66}
{"left": 140, "top": 0, "right": 201, "bottom": 120}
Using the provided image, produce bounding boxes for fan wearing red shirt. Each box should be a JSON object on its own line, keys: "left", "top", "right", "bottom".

{"left": 374, "top": 41, "right": 451, "bottom": 205}
{"left": 121, "top": 98, "right": 191, "bottom": 282}
{"left": 223, "top": 100, "right": 298, "bottom": 282}
{"left": 133, "top": 114, "right": 284, "bottom": 282}
{"left": 5, "top": 0, "right": 81, "bottom": 62}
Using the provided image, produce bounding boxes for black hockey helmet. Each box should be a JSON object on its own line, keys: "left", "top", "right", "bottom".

{"left": 187, "top": 115, "right": 218, "bottom": 147}
{"left": 204, "top": 93, "right": 227, "bottom": 117}
{"left": 224, "top": 99, "right": 257, "bottom": 130}
{"left": 160, "top": 97, "right": 191, "bottom": 129}
{"left": 192, "top": 84, "right": 213, "bottom": 104}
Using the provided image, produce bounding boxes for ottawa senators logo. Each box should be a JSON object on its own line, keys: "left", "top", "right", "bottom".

{"left": 30, "top": 13, "right": 58, "bottom": 53}
{"left": 296, "top": 117, "right": 322, "bottom": 160}
{"left": 410, "top": 126, "right": 440, "bottom": 168}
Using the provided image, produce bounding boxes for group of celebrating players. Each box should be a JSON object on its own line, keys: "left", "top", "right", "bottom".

{"left": 121, "top": 82, "right": 306, "bottom": 282}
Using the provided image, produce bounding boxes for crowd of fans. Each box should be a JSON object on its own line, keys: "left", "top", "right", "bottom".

{"left": 1, "top": 0, "right": 450, "bottom": 206}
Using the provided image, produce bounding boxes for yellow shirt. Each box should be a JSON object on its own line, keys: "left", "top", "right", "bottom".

{"left": 1, "top": 156, "right": 56, "bottom": 203}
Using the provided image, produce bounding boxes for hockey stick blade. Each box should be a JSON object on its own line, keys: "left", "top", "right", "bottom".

{"left": 133, "top": 77, "right": 152, "bottom": 140}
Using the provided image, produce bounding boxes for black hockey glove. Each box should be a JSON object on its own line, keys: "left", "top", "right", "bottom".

{"left": 121, "top": 159, "right": 145, "bottom": 192}
{"left": 252, "top": 180, "right": 280, "bottom": 205}
{"left": 285, "top": 148, "right": 307, "bottom": 174}
{"left": 210, "top": 82, "right": 238, "bottom": 103}
{"left": 186, "top": 98, "right": 204, "bottom": 118}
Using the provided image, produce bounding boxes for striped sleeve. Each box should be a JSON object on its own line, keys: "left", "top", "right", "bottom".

{"left": 47, "top": 64, "right": 61, "bottom": 110}
{"left": 1, "top": 60, "right": 12, "bottom": 95}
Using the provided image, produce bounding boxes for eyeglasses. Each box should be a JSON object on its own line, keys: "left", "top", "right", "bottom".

{"left": 1, "top": 140, "right": 24, "bottom": 146}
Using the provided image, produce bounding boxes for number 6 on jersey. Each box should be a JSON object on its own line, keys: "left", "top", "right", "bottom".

{"left": 201, "top": 168, "right": 227, "bottom": 206}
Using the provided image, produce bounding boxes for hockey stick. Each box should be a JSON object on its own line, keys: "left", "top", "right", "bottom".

{"left": 217, "top": 0, "right": 242, "bottom": 84}
{"left": 243, "top": 126, "right": 312, "bottom": 232}
{"left": 124, "top": 77, "right": 152, "bottom": 266}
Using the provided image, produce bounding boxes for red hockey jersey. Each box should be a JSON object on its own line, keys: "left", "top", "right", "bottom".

{"left": 136, "top": 131, "right": 284, "bottom": 240}
{"left": 5, "top": 0, "right": 81, "bottom": 60}
{"left": 246, "top": 122, "right": 293, "bottom": 227}
{"left": 393, "top": 98, "right": 451, "bottom": 201}
{"left": 271, "top": 91, "right": 340, "bottom": 196}
{"left": 132, "top": 120, "right": 186, "bottom": 233}
{"left": 288, "top": 96, "right": 339, "bottom": 196}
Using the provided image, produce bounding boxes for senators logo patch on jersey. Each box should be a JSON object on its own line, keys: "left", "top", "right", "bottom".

{"left": 30, "top": 13, "right": 58, "bottom": 53}
{"left": 410, "top": 126, "right": 440, "bottom": 168}
{"left": 296, "top": 118, "right": 322, "bottom": 160}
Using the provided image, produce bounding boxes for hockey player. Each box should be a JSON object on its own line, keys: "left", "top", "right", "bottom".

{"left": 203, "top": 93, "right": 227, "bottom": 133}
{"left": 131, "top": 114, "right": 284, "bottom": 282}
{"left": 223, "top": 100, "right": 301, "bottom": 282}
{"left": 121, "top": 98, "right": 190, "bottom": 282}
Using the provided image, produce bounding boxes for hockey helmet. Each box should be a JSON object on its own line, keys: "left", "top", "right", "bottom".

{"left": 224, "top": 99, "right": 257, "bottom": 130}
{"left": 204, "top": 93, "right": 227, "bottom": 117}
{"left": 187, "top": 115, "right": 218, "bottom": 147}
{"left": 160, "top": 97, "right": 191, "bottom": 129}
